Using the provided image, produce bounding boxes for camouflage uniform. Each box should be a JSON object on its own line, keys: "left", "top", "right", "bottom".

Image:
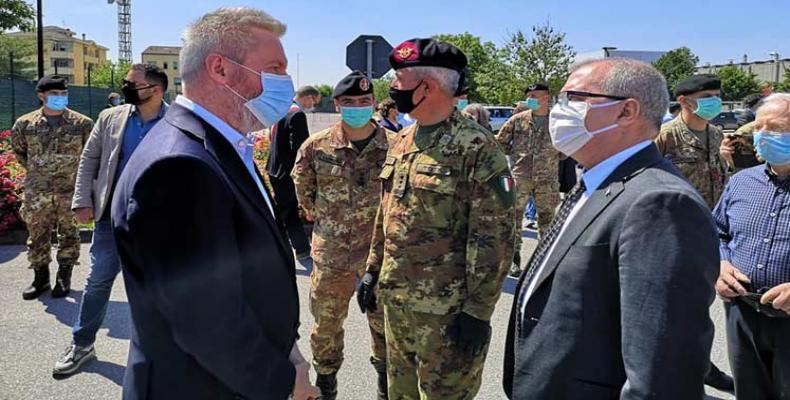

{"left": 292, "top": 122, "right": 392, "bottom": 376}
{"left": 656, "top": 117, "right": 727, "bottom": 208}
{"left": 728, "top": 121, "right": 763, "bottom": 173}
{"left": 366, "top": 111, "right": 515, "bottom": 399}
{"left": 495, "top": 110, "right": 561, "bottom": 240}
{"left": 10, "top": 108, "right": 92, "bottom": 268}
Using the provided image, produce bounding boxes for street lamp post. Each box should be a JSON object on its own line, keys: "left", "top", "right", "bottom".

{"left": 36, "top": 0, "right": 44, "bottom": 79}
{"left": 769, "top": 52, "right": 781, "bottom": 83}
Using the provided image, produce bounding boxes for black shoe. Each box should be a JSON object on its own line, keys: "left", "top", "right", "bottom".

{"left": 52, "top": 343, "right": 96, "bottom": 376}
{"left": 51, "top": 265, "right": 73, "bottom": 298}
{"left": 373, "top": 361, "right": 388, "bottom": 400}
{"left": 22, "top": 266, "right": 50, "bottom": 300}
{"left": 315, "top": 372, "right": 337, "bottom": 400}
{"left": 705, "top": 363, "right": 734, "bottom": 392}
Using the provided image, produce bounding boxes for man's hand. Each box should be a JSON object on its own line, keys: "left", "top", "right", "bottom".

{"left": 357, "top": 271, "right": 378, "bottom": 313}
{"left": 74, "top": 207, "right": 94, "bottom": 225}
{"left": 715, "top": 260, "right": 750, "bottom": 301}
{"left": 719, "top": 136, "right": 736, "bottom": 167}
{"left": 446, "top": 312, "right": 491, "bottom": 357}
{"left": 289, "top": 344, "right": 320, "bottom": 400}
{"left": 760, "top": 283, "right": 790, "bottom": 314}
{"left": 304, "top": 211, "right": 314, "bottom": 222}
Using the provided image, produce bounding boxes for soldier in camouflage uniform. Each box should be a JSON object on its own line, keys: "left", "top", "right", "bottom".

{"left": 656, "top": 75, "right": 727, "bottom": 209}
{"left": 720, "top": 93, "right": 766, "bottom": 173}
{"left": 10, "top": 75, "right": 93, "bottom": 300}
{"left": 292, "top": 71, "right": 391, "bottom": 400}
{"left": 495, "top": 82, "right": 561, "bottom": 275}
{"left": 358, "top": 38, "right": 515, "bottom": 400}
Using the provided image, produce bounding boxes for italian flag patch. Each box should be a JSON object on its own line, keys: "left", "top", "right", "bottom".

{"left": 500, "top": 175, "right": 514, "bottom": 192}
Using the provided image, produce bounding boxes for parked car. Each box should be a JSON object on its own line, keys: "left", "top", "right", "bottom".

{"left": 484, "top": 106, "right": 514, "bottom": 131}
{"left": 710, "top": 111, "right": 739, "bottom": 131}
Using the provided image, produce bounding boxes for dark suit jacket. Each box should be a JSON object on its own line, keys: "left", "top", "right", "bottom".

{"left": 503, "top": 145, "right": 718, "bottom": 400}
{"left": 112, "top": 103, "right": 300, "bottom": 400}
{"left": 267, "top": 105, "right": 309, "bottom": 180}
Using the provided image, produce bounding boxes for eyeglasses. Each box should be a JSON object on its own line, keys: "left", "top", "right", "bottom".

{"left": 557, "top": 90, "right": 629, "bottom": 106}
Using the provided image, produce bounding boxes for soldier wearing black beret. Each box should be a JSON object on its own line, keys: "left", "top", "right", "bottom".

{"left": 358, "top": 38, "right": 515, "bottom": 399}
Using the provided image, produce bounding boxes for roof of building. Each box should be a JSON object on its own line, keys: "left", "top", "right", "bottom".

{"left": 142, "top": 46, "right": 182, "bottom": 55}
{"left": 6, "top": 26, "right": 109, "bottom": 49}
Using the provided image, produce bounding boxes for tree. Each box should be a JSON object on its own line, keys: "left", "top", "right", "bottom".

{"left": 0, "top": 0, "right": 35, "bottom": 32}
{"left": 653, "top": 47, "right": 699, "bottom": 93}
{"left": 433, "top": 32, "right": 501, "bottom": 103}
{"left": 775, "top": 68, "right": 790, "bottom": 92}
{"left": 372, "top": 73, "right": 393, "bottom": 103}
{"left": 313, "top": 83, "right": 333, "bottom": 111}
{"left": 717, "top": 65, "right": 760, "bottom": 101}
{"left": 0, "top": 34, "right": 35, "bottom": 78}
{"left": 90, "top": 61, "right": 130, "bottom": 89}
{"left": 500, "top": 24, "right": 576, "bottom": 101}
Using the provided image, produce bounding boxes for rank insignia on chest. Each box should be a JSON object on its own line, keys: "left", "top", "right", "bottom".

{"left": 439, "top": 134, "right": 452, "bottom": 146}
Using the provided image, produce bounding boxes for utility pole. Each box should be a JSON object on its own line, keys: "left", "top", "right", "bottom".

{"left": 769, "top": 52, "right": 781, "bottom": 83}
{"left": 36, "top": 0, "right": 44, "bottom": 79}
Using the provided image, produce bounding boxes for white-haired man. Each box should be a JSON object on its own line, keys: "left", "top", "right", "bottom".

{"left": 110, "top": 8, "right": 318, "bottom": 399}
{"left": 714, "top": 93, "right": 790, "bottom": 400}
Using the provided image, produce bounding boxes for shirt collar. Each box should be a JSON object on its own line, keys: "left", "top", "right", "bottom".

{"left": 175, "top": 95, "right": 252, "bottom": 155}
{"left": 764, "top": 164, "right": 790, "bottom": 187}
{"left": 581, "top": 140, "right": 652, "bottom": 196}
{"left": 130, "top": 101, "right": 168, "bottom": 120}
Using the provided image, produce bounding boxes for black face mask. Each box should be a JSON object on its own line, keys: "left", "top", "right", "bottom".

{"left": 121, "top": 83, "right": 154, "bottom": 106}
{"left": 389, "top": 80, "right": 426, "bottom": 114}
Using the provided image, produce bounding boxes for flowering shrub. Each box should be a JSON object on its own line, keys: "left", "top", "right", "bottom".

{"left": 0, "top": 129, "right": 25, "bottom": 234}
{"left": 251, "top": 130, "right": 274, "bottom": 194}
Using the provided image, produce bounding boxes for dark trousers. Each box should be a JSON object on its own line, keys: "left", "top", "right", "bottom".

{"left": 726, "top": 300, "right": 790, "bottom": 400}
{"left": 270, "top": 176, "right": 310, "bottom": 254}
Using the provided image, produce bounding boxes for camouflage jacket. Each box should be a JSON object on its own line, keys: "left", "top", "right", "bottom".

{"left": 292, "top": 122, "right": 394, "bottom": 269}
{"left": 729, "top": 121, "right": 763, "bottom": 172}
{"left": 10, "top": 108, "right": 93, "bottom": 194}
{"left": 655, "top": 117, "right": 727, "bottom": 208}
{"left": 495, "top": 110, "right": 560, "bottom": 191}
{"left": 366, "top": 111, "right": 515, "bottom": 320}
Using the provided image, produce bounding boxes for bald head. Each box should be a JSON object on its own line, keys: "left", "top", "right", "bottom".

{"left": 756, "top": 93, "right": 790, "bottom": 132}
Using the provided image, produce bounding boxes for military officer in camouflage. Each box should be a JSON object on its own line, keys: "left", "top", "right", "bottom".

{"left": 495, "top": 82, "right": 561, "bottom": 275}
{"left": 656, "top": 74, "right": 728, "bottom": 209}
{"left": 292, "top": 71, "right": 391, "bottom": 400}
{"left": 720, "top": 94, "right": 765, "bottom": 173}
{"left": 358, "top": 38, "right": 515, "bottom": 399}
{"left": 10, "top": 75, "right": 93, "bottom": 300}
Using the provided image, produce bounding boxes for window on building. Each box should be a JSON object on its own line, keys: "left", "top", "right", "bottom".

{"left": 53, "top": 59, "right": 72, "bottom": 68}
{"left": 163, "top": 62, "right": 169, "bottom": 69}
{"left": 147, "top": 60, "right": 157, "bottom": 66}
{"left": 173, "top": 61, "right": 179, "bottom": 70}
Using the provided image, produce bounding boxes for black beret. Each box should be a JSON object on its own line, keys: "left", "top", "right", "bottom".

{"left": 389, "top": 38, "right": 467, "bottom": 72}
{"left": 332, "top": 70, "right": 373, "bottom": 99}
{"left": 524, "top": 81, "right": 549, "bottom": 94}
{"left": 675, "top": 74, "right": 721, "bottom": 97}
{"left": 36, "top": 75, "right": 68, "bottom": 92}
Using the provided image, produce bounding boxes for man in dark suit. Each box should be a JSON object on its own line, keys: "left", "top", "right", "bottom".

{"left": 504, "top": 58, "right": 719, "bottom": 400}
{"left": 111, "top": 8, "right": 319, "bottom": 400}
{"left": 268, "top": 85, "right": 321, "bottom": 260}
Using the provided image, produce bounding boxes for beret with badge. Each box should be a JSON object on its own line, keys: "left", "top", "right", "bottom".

{"left": 389, "top": 38, "right": 468, "bottom": 96}
{"left": 674, "top": 74, "right": 721, "bottom": 97}
{"left": 524, "top": 81, "right": 549, "bottom": 94}
{"left": 36, "top": 74, "right": 68, "bottom": 92}
{"left": 332, "top": 70, "right": 373, "bottom": 99}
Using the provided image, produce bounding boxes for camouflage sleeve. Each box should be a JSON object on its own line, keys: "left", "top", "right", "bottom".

{"left": 365, "top": 200, "right": 386, "bottom": 274}
{"left": 9, "top": 119, "right": 28, "bottom": 168}
{"left": 654, "top": 128, "right": 670, "bottom": 155}
{"left": 290, "top": 139, "right": 317, "bottom": 216}
{"left": 494, "top": 116, "right": 515, "bottom": 154}
{"left": 463, "top": 139, "right": 516, "bottom": 320}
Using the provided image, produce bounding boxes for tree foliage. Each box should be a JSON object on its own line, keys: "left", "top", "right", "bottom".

{"left": 775, "top": 68, "right": 790, "bottom": 93}
{"left": 717, "top": 65, "right": 760, "bottom": 101}
{"left": 372, "top": 73, "right": 393, "bottom": 103}
{"left": 653, "top": 47, "right": 699, "bottom": 93}
{"left": 0, "top": 0, "right": 35, "bottom": 32}
{"left": 0, "top": 34, "right": 35, "bottom": 78}
{"left": 90, "top": 62, "right": 131, "bottom": 89}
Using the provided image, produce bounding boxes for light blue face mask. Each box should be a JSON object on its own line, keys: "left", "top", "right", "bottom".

{"left": 754, "top": 131, "right": 790, "bottom": 166}
{"left": 692, "top": 96, "right": 722, "bottom": 120}
{"left": 525, "top": 98, "right": 540, "bottom": 110}
{"left": 456, "top": 99, "right": 469, "bottom": 110}
{"left": 341, "top": 106, "right": 373, "bottom": 128}
{"left": 46, "top": 95, "right": 68, "bottom": 111}
{"left": 224, "top": 58, "right": 295, "bottom": 126}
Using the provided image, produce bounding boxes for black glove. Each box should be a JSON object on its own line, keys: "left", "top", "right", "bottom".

{"left": 357, "top": 271, "right": 379, "bottom": 313}
{"left": 447, "top": 312, "right": 491, "bottom": 356}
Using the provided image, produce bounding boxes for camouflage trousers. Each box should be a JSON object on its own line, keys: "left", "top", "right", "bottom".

{"left": 383, "top": 304, "right": 488, "bottom": 400}
{"left": 19, "top": 191, "right": 80, "bottom": 269}
{"left": 310, "top": 260, "right": 387, "bottom": 375}
{"left": 514, "top": 179, "right": 560, "bottom": 251}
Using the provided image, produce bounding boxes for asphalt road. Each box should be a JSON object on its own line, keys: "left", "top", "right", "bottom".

{"left": 0, "top": 231, "right": 735, "bottom": 400}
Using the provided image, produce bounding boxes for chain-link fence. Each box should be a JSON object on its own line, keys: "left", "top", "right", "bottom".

{"left": 1, "top": 75, "right": 116, "bottom": 129}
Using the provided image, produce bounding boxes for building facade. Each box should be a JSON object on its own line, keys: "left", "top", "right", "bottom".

{"left": 141, "top": 46, "right": 182, "bottom": 98}
{"left": 697, "top": 55, "right": 789, "bottom": 84}
{"left": 7, "top": 26, "right": 109, "bottom": 86}
{"left": 575, "top": 48, "right": 667, "bottom": 65}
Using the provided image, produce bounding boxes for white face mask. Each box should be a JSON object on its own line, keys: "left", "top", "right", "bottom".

{"left": 548, "top": 100, "right": 622, "bottom": 157}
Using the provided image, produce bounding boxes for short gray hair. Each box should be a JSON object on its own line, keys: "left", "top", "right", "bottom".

{"left": 180, "top": 7, "right": 286, "bottom": 85}
{"left": 462, "top": 103, "right": 491, "bottom": 128}
{"left": 574, "top": 58, "right": 669, "bottom": 129}
{"left": 296, "top": 85, "right": 320, "bottom": 98}
{"left": 756, "top": 93, "right": 790, "bottom": 125}
{"left": 403, "top": 66, "right": 460, "bottom": 96}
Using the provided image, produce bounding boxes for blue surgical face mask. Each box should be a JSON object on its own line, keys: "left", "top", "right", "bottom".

{"left": 224, "top": 58, "right": 295, "bottom": 127}
{"left": 754, "top": 131, "right": 790, "bottom": 166}
{"left": 692, "top": 96, "right": 722, "bottom": 120}
{"left": 525, "top": 98, "right": 540, "bottom": 110}
{"left": 46, "top": 95, "right": 68, "bottom": 111}
{"left": 340, "top": 106, "right": 373, "bottom": 128}
{"left": 456, "top": 99, "right": 469, "bottom": 110}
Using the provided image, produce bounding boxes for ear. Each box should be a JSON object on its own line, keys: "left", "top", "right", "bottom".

{"left": 679, "top": 95, "right": 693, "bottom": 110}
{"left": 334, "top": 99, "right": 340, "bottom": 113}
{"left": 204, "top": 54, "right": 232, "bottom": 85}
{"left": 37, "top": 92, "right": 45, "bottom": 102}
{"left": 617, "top": 98, "right": 641, "bottom": 126}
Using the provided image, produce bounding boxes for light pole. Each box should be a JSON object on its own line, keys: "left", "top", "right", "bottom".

{"left": 36, "top": 0, "right": 44, "bottom": 79}
{"left": 769, "top": 52, "right": 781, "bottom": 83}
